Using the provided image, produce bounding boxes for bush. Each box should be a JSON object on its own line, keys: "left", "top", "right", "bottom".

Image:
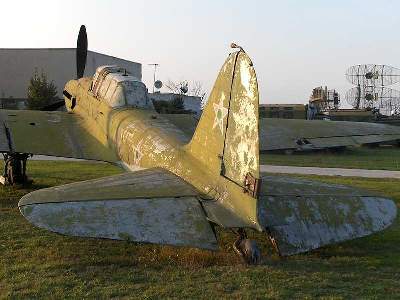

{"left": 27, "top": 69, "right": 58, "bottom": 110}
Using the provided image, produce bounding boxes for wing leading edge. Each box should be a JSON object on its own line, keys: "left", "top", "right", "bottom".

{"left": 18, "top": 168, "right": 218, "bottom": 250}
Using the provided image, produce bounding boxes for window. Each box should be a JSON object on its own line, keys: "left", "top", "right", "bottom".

{"left": 98, "top": 78, "right": 111, "bottom": 99}
{"left": 108, "top": 85, "right": 126, "bottom": 108}
{"left": 105, "top": 80, "right": 117, "bottom": 100}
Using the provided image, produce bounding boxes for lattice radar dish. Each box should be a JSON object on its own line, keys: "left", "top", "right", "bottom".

{"left": 345, "top": 64, "right": 400, "bottom": 116}
{"left": 345, "top": 86, "right": 400, "bottom": 115}
{"left": 346, "top": 64, "right": 400, "bottom": 86}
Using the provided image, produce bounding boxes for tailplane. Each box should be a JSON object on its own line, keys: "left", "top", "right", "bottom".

{"left": 187, "top": 48, "right": 260, "bottom": 188}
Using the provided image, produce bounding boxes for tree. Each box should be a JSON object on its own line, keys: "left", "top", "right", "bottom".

{"left": 190, "top": 81, "right": 206, "bottom": 99}
{"left": 165, "top": 80, "right": 189, "bottom": 95}
{"left": 190, "top": 81, "right": 207, "bottom": 110}
{"left": 166, "top": 80, "right": 206, "bottom": 98}
{"left": 27, "top": 69, "right": 58, "bottom": 110}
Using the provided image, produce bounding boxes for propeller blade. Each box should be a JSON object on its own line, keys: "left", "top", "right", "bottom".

{"left": 76, "top": 25, "right": 88, "bottom": 79}
{"left": 41, "top": 100, "right": 65, "bottom": 111}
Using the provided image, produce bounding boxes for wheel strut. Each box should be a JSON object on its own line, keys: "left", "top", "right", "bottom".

{"left": 1, "top": 153, "right": 32, "bottom": 185}
{"left": 233, "top": 228, "right": 261, "bottom": 265}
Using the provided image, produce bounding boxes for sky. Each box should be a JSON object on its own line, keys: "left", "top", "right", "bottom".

{"left": 1, "top": 0, "right": 399, "bottom": 105}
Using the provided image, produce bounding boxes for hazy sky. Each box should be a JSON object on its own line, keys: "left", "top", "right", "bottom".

{"left": 1, "top": 0, "right": 399, "bottom": 104}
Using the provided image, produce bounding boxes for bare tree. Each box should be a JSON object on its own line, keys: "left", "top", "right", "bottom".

{"left": 165, "top": 80, "right": 189, "bottom": 95}
{"left": 190, "top": 81, "right": 206, "bottom": 99}
{"left": 165, "top": 79, "right": 207, "bottom": 110}
{"left": 166, "top": 80, "right": 206, "bottom": 97}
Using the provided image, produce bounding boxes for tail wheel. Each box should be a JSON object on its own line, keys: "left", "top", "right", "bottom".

{"left": 233, "top": 229, "right": 261, "bottom": 265}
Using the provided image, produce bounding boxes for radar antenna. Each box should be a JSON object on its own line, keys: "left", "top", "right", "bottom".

{"left": 345, "top": 64, "right": 400, "bottom": 116}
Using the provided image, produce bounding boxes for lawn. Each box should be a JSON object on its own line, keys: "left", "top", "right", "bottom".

{"left": 0, "top": 161, "right": 399, "bottom": 298}
{"left": 261, "top": 146, "right": 400, "bottom": 171}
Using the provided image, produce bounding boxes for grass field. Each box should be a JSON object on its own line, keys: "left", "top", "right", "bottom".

{"left": 0, "top": 161, "right": 399, "bottom": 298}
{"left": 261, "top": 146, "right": 400, "bottom": 171}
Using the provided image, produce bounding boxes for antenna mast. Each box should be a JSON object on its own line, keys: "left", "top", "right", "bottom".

{"left": 148, "top": 63, "right": 159, "bottom": 93}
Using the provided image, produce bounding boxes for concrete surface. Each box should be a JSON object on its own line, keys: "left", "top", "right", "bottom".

{"left": 261, "top": 165, "right": 400, "bottom": 179}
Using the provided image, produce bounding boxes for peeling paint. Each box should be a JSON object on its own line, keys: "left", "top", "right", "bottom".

{"left": 14, "top": 49, "right": 398, "bottom": 255}
{"left": 21, "top": 197, "right": 218, "bottom": 250}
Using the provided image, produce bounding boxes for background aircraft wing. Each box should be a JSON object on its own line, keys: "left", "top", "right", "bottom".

{"left": 159, "top": 115, "right": 400, "bottom": 152}
{"left": 19, "top": 168, "right": 218, "bottom": 250}
{"left": 261, "top": 118, "right": 400, "bottom": 151}
{"left": 0, "top": 109, "right": 118, "bottom": 162}
{"left": 259, "top": 174, "right": 397, "bottom": 256}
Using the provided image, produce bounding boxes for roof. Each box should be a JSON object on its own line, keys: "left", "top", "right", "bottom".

{"left": 94, "top": 65, "right": 141, "bottom": 83}
{"left": 0, "top": 48, "right": 139, "bottom": 66}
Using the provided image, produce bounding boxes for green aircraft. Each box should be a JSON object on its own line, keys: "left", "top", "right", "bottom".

{"left": 1, "top": 26, "right": 397, "bottom": 264}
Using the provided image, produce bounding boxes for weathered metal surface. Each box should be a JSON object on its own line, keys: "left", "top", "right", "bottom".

{"left": 19, "top": 168, "right": 197, "bottom": 205}
{"left": 14, "top": 48, "right": 398, "bottom": 255}
{"left": 223, "top": 52, "right": 260, "bottom": 185}
{"left": 160, "top": 114, "right": 198, "bottom": 144}
{"left": 98, "top": 51, "right": 261, "bottom": 229}
{"left": 20, "top": 197, "right": 217, "bottom": 250}
{"left": 186, "top": 52, "right": 236, "bottom": 177}
{"left": 0, "top": 109, "right": 118, "bottom": 162}
{"left": 258, "top": 174, "right": 397, "bottom": 255}
{"left": 259, "top": 118, "right": 400, "bottom": 151}
{"left": 19, "top": 168, "right": 217, "bottom": 250}
{"left": 151, "top": 115, "right": 400, "bottom": 152}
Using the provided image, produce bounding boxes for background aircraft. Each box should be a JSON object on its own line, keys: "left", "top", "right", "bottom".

{"left": 0, "top": 26, "right": 396, "bottom": 264}
{"left": 148, "top": 114, "right": 400, "bottom": 153}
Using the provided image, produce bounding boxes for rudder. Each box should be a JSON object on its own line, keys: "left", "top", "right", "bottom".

{"left": 187, "top": 49, "right": 260, "bottom": 188}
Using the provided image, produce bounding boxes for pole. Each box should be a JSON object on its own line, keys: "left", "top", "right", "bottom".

{"left": 148, "top": 63, "right": 159, "bottom": 93}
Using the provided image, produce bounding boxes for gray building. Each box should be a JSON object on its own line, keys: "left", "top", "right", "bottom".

{"left": 0, "top": 48, "right": 141, "bottom": 109}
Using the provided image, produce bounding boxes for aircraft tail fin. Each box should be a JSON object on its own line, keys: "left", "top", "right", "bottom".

{"left": 187, "top": 49, "right": 260, "bottom": 188}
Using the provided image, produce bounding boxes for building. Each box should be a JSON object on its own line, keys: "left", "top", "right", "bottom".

{"left": 259, "top": 104, "right": 307, "bottom": 119}
{"left": 0, "top": 48, "right": 141, "bottom": 109}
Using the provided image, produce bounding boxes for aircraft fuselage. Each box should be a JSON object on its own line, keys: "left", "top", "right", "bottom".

{"left": 63, "top": 78, "right": 261, "bottom": 230}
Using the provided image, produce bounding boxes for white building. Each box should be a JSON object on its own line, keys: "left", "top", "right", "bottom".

{"left": 148, "top": 92, "right": 202, "bottom": 116}
{"left": 0, "top": 48, "right": 141, "bottom": 109}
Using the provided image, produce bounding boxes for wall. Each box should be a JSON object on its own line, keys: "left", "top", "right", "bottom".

{"left": 0, "top": 48, "right": 141, "bottom": 101}
{"left": 148, "top": 92, "right": 202, "bottom": 116}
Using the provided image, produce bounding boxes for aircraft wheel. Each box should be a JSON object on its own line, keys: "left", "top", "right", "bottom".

{"left": 233, "top": 229, "right": 261, "bottom": 265}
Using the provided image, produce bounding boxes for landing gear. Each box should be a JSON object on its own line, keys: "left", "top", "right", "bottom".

{"left": 233, "top": 228, "right": 261, "bottom": 265}
{"left": 1, "top": 153, "right": 32, "bottom": 185}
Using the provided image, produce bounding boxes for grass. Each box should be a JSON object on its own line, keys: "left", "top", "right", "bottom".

{"left": 260, "top": 146, "right": 400, "bottom": 171}
{"left": 0, "top": 161, "right": 399, "bottom": 298}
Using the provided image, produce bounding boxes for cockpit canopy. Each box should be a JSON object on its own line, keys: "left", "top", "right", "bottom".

{"left": 90, "top": 66, "right": 153, "bottom": 109}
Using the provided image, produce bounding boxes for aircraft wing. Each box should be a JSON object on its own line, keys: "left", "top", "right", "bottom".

{"left": 18, "top": 168, "right": 218, "bottom": 250}
{"left": 159, "top": 115, "right": 400, "bottom": 152}
{"left": 260, "top": 118, "right": 400, "bottom": 151}
{"left": 0, "top": 109, "right": 118, "bottom": 162}
{"left": 258, "top": 174, "right": 397, "bottom": 256}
